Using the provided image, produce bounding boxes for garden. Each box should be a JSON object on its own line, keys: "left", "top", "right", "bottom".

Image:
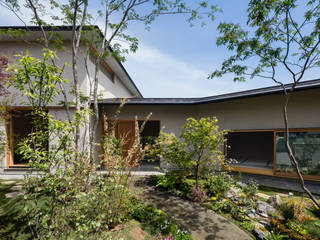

{"left": 1, "top": 110, "right": 319, "bottom": 239}
{"left": 149, "top": 171, "right": 320, "bottom": 240}
{"left": 0, "top": 46, "right": 319, "bottom": 240}
{"left": 0, "top": 51, "right": 193, "bottom": 240}
{"left": 146, "top": 117, "right": 320, "bottom": 240}
{"left": 0, "top": 178, "right": 193, "bottom": 240}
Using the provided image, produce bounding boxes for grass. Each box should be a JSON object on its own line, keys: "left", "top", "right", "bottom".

{"left": 256, "top": 185, "right": 320, "bottom": 239}
{"left": 0, "top": 179, "right": 31, "bottom": 240}
{"left": 154, "top": 173, "right": 320, "bottom": 240}
{"left": 1, "top": 179, "right": 192, "bottom": 240}
{"left": 107, "top": 220, "right": 155, "bottom": 240}
{"left": 258, "top": 185, "right": 305, "bottom": 197}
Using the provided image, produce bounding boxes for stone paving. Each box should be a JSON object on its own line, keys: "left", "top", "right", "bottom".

{"left": 132, "top": 178, "right": 253, "bottom": 240}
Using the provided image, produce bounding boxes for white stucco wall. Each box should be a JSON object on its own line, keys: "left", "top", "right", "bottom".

{"left": 102, "top": 88, "right": 320, "bottom": 137}
{"left": 103, "top": 105, "right": 198, "bottom": 136}
{"left": 196, "top": 88, "right": 320, "bottom": 130}
{"left": 0, "top": 41, "right": 135, "bottom": 107}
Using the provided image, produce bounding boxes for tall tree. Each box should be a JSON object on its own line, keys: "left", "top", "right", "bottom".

{"left": 0, "top": 0, "right": 219, "bottom": 156}
{"left": 211, "top": 0, "right": 320, "bottom": 207}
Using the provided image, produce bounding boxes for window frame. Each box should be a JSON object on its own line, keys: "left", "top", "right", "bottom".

{"left": 5, "top": 107, "right": 62, "bottom": 168}
{"left": 223, "top": 128, "right": 320, "bottom": 181}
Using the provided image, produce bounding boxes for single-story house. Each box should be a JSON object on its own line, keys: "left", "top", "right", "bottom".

{"left": 0, "top": 26, "right": 320, "bottom": 183}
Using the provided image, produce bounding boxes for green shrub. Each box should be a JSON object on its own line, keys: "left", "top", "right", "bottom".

{"left": 242, "top": 180, "right": 258, "bottom": 199}
{"left": 266, "top": 231, "right": 288, "bottom": 240}
{"left": 16, "top": 111, "right": 137, "bottom": 239}
{"left": 230, "top": 205, "right": 247, "bottom": 222}
{"left": 280, "top": 200, "right": 295, "bottom": 220}
{"left": 149, "top": 117, "right": 227, "bottom": 188}
{"left": 239, "top": 221, "right": 255, "bottom": 232}
{"left": 280, "top": 198, "right": 306, "bottom": 221}
{"left": 211, "top": 199, "right": 234, "bottom": 213}
{"left": 204, "top": 172, "right": 233, "bottom": 198}
{"left": 156, "top": 171, "right": 192, "bottom": 195}
{"left": 156, "top": 172, "right": 183, "bottom": 190}
{"left": 130, "top": 203, "right": 193, "bottom": 239}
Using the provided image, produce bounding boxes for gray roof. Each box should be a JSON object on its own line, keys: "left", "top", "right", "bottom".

{"left": 99, "top": 79, "right": 320, "bottom": 105}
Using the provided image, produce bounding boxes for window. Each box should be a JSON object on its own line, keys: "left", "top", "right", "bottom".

{"left": 225, "top": 129, "right": 320, "bottom": 179}
{"left": 139, "top": 120, "right": 160, "bottom": 167}
{"left": 276, "top": 131, "right": 320, "bottom": 176}
{"left": 226, "top": 131, "right": 274, "bottom": 170}
{"left": 7, "top": 109, "right": 48, "bottom": 167}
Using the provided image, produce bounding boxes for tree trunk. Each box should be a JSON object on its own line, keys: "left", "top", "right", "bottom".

{"left": 195, "top": 162, "right": 199, "bottom": 189}
{"left": 283, "top": 94, "right": 320, "bottom": 208}
{"left": 89, "top": 60, "right": 100, "bottom": 160}
{"left": 72, "top": 52, "right": 81, "bottom": 150}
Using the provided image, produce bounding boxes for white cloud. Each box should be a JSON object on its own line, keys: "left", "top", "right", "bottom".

{"left": 124, "top": 43, "right": 273, "bottom": 98}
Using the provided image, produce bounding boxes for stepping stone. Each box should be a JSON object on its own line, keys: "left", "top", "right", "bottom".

{"left": 5, "top": 191, "right": 24, "bottom": 198}
{"left": 278, "top": 193, "right": 288, "bottom": 197}
{"left": 2, "top": 181, "right": 16, "bottom": 185}
{"left": 134, "top": 181, "right": 252, "bottom": 240}
{"left": 11, "top": 185, "right": 23, "bottom": 191}
{"left": 256, "top": 192, "right": 269, "bottom": 200}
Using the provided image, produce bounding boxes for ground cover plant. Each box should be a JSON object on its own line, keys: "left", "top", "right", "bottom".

{"left": 130, "top": 199, "right": 193, "bottom": 240}
{"left": 149, "top": 116, "right": 320, "bottom": 239}
{"left": 0, "top": 180, "right": 194, "bottom": 240}
{"left": 151, "top": 171, "right": 320, "bottom": 240}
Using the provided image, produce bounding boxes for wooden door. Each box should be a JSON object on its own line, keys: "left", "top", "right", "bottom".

{"left": 102, "top": 119, "right": 138, "bottom": 166}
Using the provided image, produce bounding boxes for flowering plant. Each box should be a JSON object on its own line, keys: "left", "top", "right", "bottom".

{"left": 190, "top": 186, "right": 208, "bottom": 203}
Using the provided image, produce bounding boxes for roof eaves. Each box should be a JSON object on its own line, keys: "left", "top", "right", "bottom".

{"left": 98, "top": 79, "right": 320, "bottom": 105}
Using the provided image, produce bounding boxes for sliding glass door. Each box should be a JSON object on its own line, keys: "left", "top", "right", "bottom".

{"left": 275, "top": 131, "right": 320, "bottom": 176}
{"left": 226, "top": 131, "right": 274, "bottom": 170}
{"left": 225, "top": 129, "right": 320, "bottom": 179}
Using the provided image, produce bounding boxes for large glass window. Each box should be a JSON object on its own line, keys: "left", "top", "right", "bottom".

{"left": 12, "top": 110, "right": 35, "bottom": 165}
{"left": 10, "top": 110, "right": 48, "bottom": 166}
{"left": 276, "top": 131, "right": 320, "bottom": 176}
{"left": 226, "top": 131, "right": 274, "bottom": 170}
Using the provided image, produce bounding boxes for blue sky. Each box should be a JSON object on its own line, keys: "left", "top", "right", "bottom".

{"left": 1, "top": 0, "right": 318, "bottom": 97}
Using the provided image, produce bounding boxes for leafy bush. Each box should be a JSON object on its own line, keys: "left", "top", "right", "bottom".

{"left": 266, "top": 231, "right": 287, "bottom": 240}
{"left": 280, "top": 198, "right": 306, "bottom": 222}
{"left": 210, "top": 199, "right": 234, "bottom": 213}
{"left": 150, "top": 117, "right": 227, "bottom": 188}
{"left": 155, "top": 171, "right": 192, "bottom": 196}
{"left": 242, "top": 180, "right": 258, "bottom": 200}
{"left": 17, "top": 110, "right": 142, "bottom": 239}
{"left": 204, "top": 172, "right": 233, "bottom": 198}
{"left": 130, "top": 202, "right": 193, "bottom": 240}
{"left": 230, "top": 205, "right": 247, "bottom": 222}
{"left": 239, "top": 221, "right": 255, "bottom": 232}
